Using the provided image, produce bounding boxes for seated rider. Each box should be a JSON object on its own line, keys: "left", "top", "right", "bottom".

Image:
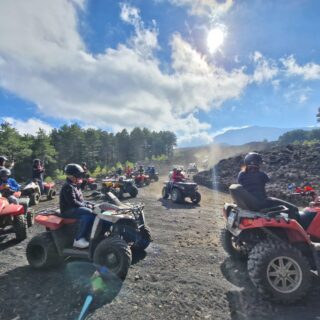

{"left": 80, "top": 162, "right": 90, "bottom": 190}
{"left": 0, "top": 155, "right": 14, "bottom": 170}
{"left": 59, "top": 164, "right": 95, "bottom": 249}
{"left": 172, "top": 168, "right": 185, "bottom": 182}
{"left": 32, "top": 159, "right": 44, "bottom": 194}
{"left": 0, "top": 168, "right": 20, "bottom": 204}
{"left": 138, "top": 165, "right": 144, "bottom": 174}
{"left": 238, "top": 152, "right": 300, "bottom": 221}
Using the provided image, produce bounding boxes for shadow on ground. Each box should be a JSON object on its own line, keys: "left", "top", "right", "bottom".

{"left": 0, "top": 248, "right": 148, "bottom": 320}
{"left": 158, "top": 198, "right": 200, "bottom": 210}
{"left": 221, "top": 257, "right": 320, "bottom": 320}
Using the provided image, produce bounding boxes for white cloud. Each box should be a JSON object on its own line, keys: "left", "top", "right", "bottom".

{"left": 212, "top": 125, "right": 250, "bottom": 138}
{"left": 2, "top": 117, "right": 53, "bottom": 135}
{"left": 251, "top": 51, "right": 278, "bottom": 84}
{"left": 282, "top": 55, "right": 320, "bottom": 80}
{"left": 284, "top": 86, "right": 312, "bottom": 104}
{"left": 169, "top": 0, "right": 234, "bottom": 18}
{"left": 0, "top": 0, "right": 252, "bottom": 146}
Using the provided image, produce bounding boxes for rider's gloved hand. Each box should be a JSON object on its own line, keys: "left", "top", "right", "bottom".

{"left": 85, "top": 201, "right": 95, "bottom": 209}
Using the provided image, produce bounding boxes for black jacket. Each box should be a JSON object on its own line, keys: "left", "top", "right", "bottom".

{"left": 32, "top": 164, "right": 44, "bottom": 180}
{"left": 60, "top": 179, "right": 86, "bottom": 213}
{"left": 238, "top": 170, "right": 270, "bottom": 202}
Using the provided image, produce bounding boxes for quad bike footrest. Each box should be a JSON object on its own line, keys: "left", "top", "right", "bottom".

{"left": 62, "top": 248, "right": 90, "bottom": 259}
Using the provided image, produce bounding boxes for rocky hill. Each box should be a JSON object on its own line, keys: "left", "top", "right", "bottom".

{"left": 194, "top": 143, "right": 320, "bottom": 206}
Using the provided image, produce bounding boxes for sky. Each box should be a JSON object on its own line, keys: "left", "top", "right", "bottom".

{"left": 0, "top": 0, "right": 320, "bottom": 146}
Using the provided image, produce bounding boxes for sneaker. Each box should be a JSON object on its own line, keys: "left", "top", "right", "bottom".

{"left": 73, "top": 238, "right": 89, "bottom": 249}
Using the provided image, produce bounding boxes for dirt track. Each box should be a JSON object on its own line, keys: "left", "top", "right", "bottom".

{"left": 1, "top": 179, "right": 320, "bottom": 320}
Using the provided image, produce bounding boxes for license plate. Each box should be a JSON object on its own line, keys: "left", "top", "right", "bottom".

{"left": 227, "top": 211, "right": 236, "bottom": 227}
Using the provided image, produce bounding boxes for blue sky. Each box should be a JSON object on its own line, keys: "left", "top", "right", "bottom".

{"left": 0, "top": 0, "right": 319, "bottom": 146}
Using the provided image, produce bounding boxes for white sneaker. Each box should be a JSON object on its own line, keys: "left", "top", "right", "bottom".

{"left": 73, "top": 238, "right": 89, "bottom": 249}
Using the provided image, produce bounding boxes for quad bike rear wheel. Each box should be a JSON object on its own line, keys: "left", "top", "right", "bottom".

{"left": 162, "top": 187, "right": 169, "bottom": 199}
{"left": 129, "top": 186, "right": 138, "bottom": 198}
{"left": 192, "top": 191, "right": 201, "bottom": 204}
{"left": 132, "top": 226, "right": 152, "bottom": 251}
{"left": 248, "top": 240, "right": 311, "bottom": 304}
{"left": 26, "top": 232, "right": 61, "bottom": 269}
{"left": 171, "top": 188, "right": 183, "bottom": 203}
{"left": 47, "top": 189, "right": 56, "bottom": 200}
{"left": 30, "top": 192, "right": 40, "bottom": 205}
{"left": 13, "top": 215, "right": 27, "bottom": 241}
{"left": 220, "top": 228, "right": 247, "bottom": 260}
{"left": 93, "top": 237, "right": 132, "bottom": 280}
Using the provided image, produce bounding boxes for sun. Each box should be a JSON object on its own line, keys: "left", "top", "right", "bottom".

{"left": 207, "top": 27, "right": 225, "bottom": 54}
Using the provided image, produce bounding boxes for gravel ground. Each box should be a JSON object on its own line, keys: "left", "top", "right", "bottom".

{"left": 1, "top": 179, "right": 320, "bottom": 320}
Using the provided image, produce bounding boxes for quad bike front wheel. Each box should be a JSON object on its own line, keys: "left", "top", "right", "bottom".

{"left": 129, "top": 186, "right": 138, "bottom": 198}
{"left": 26, "top": 232, "right": 61, "bottom": 269}
{"left": 47, "top": 189, "right": 56, "bottom": 200}
{"left": 93, "top": 237, "right": 132, "bottom": 280}
{"left": 248, "top": 240, "right": 311, "bottom": 304}
{"left": 13, "top": 215, "right": 27, "bottom": 241}
{"left": 162, "top": 187, "right": 169, "bottom": 199}
{"left": 30, "top": 192, "right": 40, "bottom": 205}
{"left": 132, "top": 226, "right": 152, "bottom": 251}
{"left": 220, "top": 228, "right": 247, "bottom": 260}
{"left": 171, "top": 188, "right": 183, "bottom": 203}
{"left": 192, "top": 191, "right": 201, "bottom": 204}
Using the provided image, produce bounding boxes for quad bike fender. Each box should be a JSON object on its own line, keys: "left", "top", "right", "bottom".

{"left": 238, "top": 217, "right": 311, "bottom": 244}
{"left": 35, "top": 214, "right": 76, "bottom": 230}
{"left": 0, "top": 203, "right": 25, "bottom": 216}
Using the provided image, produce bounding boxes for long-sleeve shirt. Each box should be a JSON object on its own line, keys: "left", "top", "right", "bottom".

{"left": 237, "top": 170, "right": 270, "bottom": 201}
{"left": 0, "top": 178, "right": 20, "bottom": 192}
{"left": 60, "top": 179, "right": 86, "bottom": 212}
{"left": 32, "top": 164, "right": 44, "bottom": 180}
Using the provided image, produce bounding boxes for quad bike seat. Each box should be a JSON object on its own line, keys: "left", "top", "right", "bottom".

{"left": 229, "top": 184, "right": 261, "bottom": 211}
{"left": 35, "top": 210, "right": 76, "bottom": 230}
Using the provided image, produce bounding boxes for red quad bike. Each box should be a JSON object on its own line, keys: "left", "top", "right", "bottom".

{"left": 82, "top": 177, "right": 98, "bottom": 191}
{"left": 26, "top": 192, "right": 152, "bottom": 280}
{"left": 0, "top": 187, "right": 34, "bottom": 228}
{"left": 134, "top": 173, "right": 151, "bottom": 188}
{"left": 0, "top": 195, "right": 27, "bottom": 241}
{"left": 221, "top": 184, "right": 320, "bottom": 304}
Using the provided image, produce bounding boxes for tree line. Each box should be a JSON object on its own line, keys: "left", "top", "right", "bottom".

{"left": 0, "top": 122, "right": 177, "bottom": 181}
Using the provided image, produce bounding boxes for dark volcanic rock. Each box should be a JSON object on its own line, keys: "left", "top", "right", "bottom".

{"left": 194, "top": 143, "right": 320, "bottom": 205}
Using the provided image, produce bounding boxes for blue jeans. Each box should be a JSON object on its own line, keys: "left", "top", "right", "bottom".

{"left": 62, "top": 207, "right": 95, "bottom": 240}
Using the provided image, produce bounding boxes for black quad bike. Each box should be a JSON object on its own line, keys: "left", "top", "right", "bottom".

{"left": 101, "top": 177, "right": 138, "bottom": 199}
{"left": 162, "top": 180, "right": 201, "bottom": 204}
{"left": 26, "top": 192, "right": 151, "bottom": 279}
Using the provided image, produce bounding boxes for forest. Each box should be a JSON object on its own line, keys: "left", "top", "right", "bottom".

{"left": 0, "top": 122, "right": 177, "bottom": 181}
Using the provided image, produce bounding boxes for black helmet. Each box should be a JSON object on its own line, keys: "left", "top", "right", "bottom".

{"left": 82, "top": 162, "right": 87, "bottom": 167}
{"left": 33, "top": 158, "right": 40, "bottom": 164}
{"left": 0, "top": 156, "right": 8, "bottom": 163}
{"left": 0, "top": 168, "right": 11, "bottom": 178}
{"left": 65, "top": 163, "right": 84, "bottom": 178}
{"left": 244, "top": 152, "right": 263, "bottom": 166}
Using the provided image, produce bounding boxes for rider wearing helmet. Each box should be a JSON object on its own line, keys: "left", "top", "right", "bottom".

{"left": 59, "top": 164, "right": 95, "bottom": 249}
{"left": 0, "top": 155, "right": 14, "bottom": 170}
{"left": 0, "top": 168, "right": 20, "bottom": 204}
{"left": 80, "top": 162, "right": 90, "bottom": 190}
{"left": 238, "top": 152, "right": 300, "bottom": 221}
{"left": 32, "top": 159, "right": 45, "bottom": 194}
{"left": 172, "top": 167, "right": 185, "bottom": 183}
